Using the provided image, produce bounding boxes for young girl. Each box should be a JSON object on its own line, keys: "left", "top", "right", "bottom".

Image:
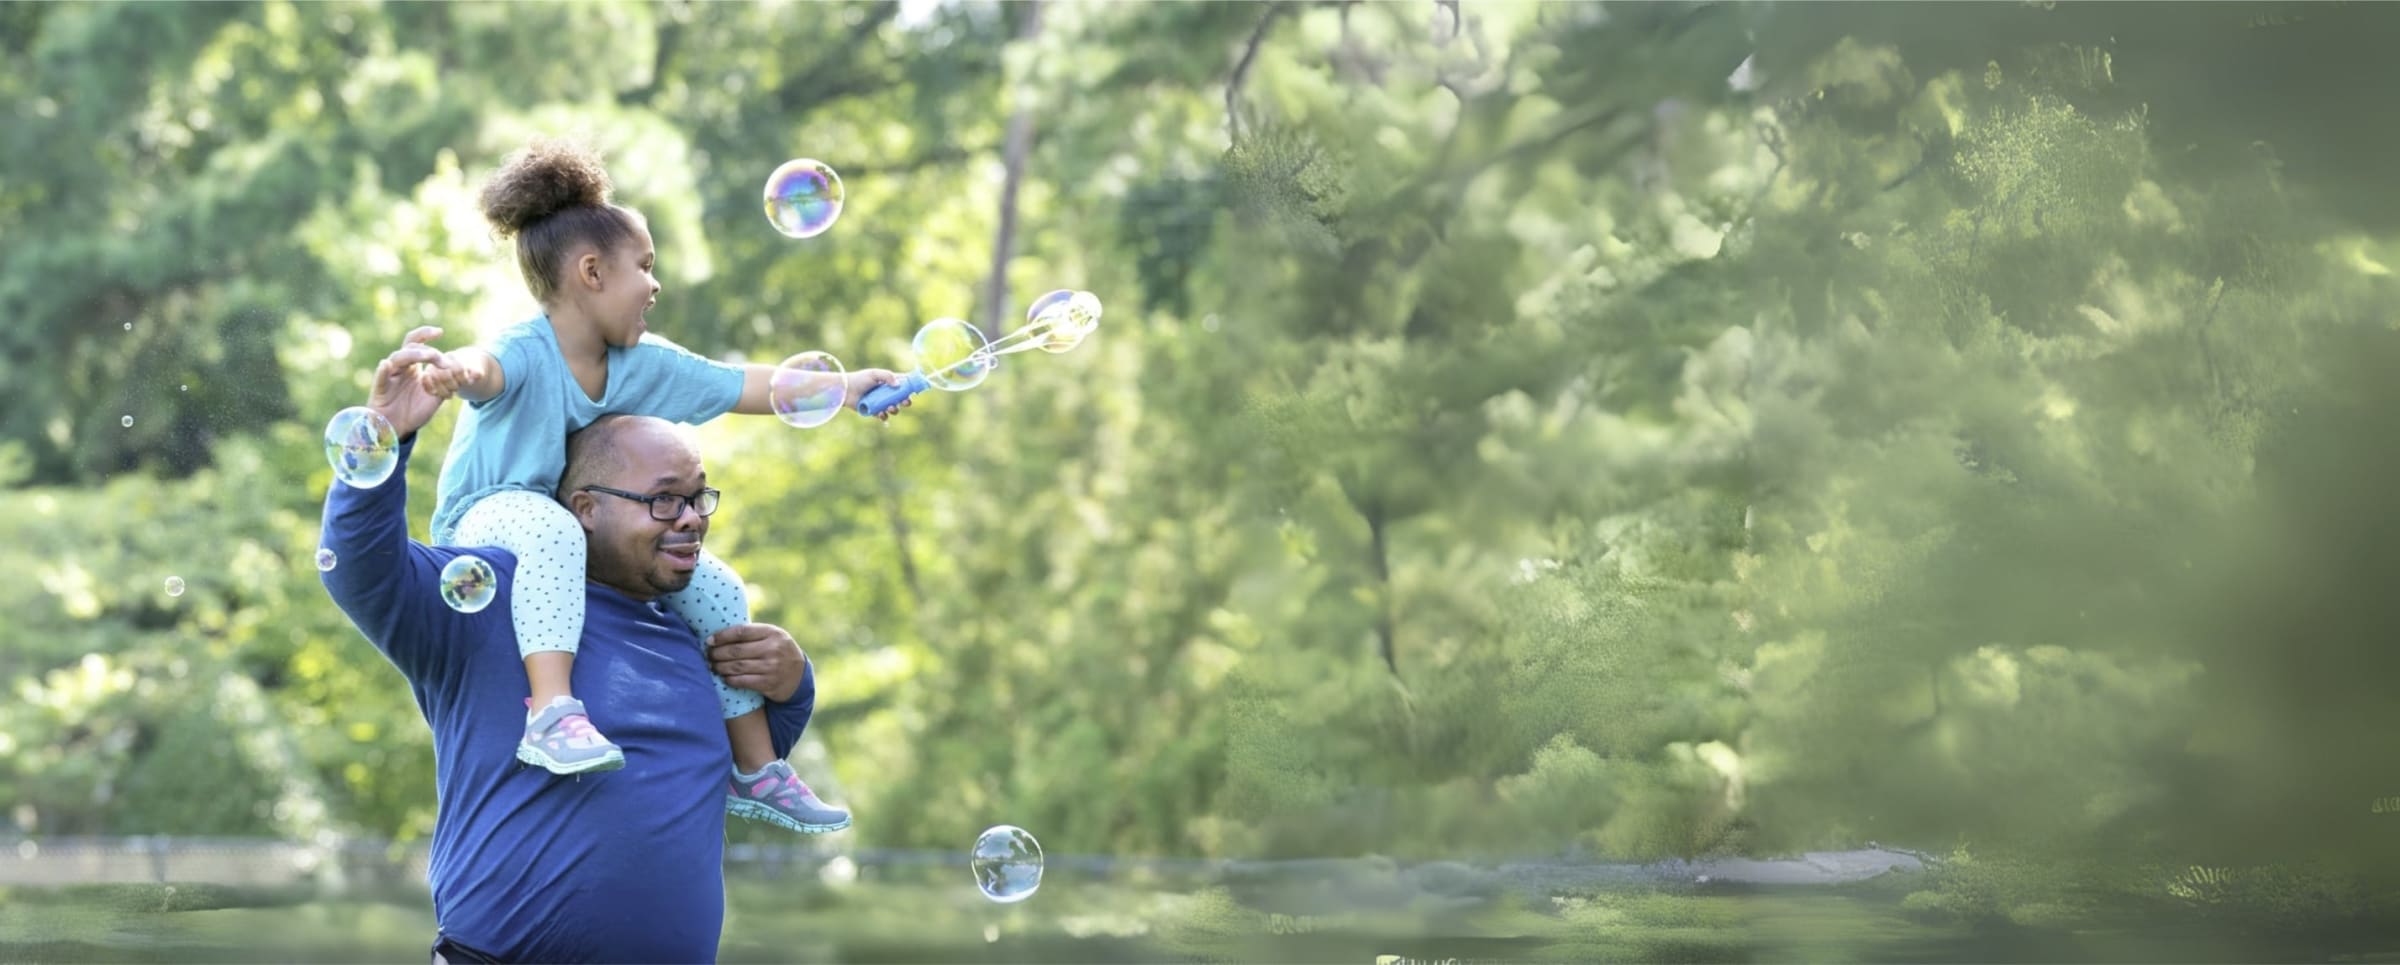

{"left": 414, "top": 139, "right": 897, "bottom": 834}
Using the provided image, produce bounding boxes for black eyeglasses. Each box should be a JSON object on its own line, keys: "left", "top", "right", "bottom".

{"left": 579, "top": 485, "right": 721, "bottom": 520}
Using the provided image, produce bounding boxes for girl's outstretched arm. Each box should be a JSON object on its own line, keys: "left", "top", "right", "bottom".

{"left": 733, "top": 364, "right": 779, "bottom": 415}
{"left": 421, "top": 345, "right": 506, "bottom": 404}
{"left": 733, "top": 364, "right": 905, "bottom": 418}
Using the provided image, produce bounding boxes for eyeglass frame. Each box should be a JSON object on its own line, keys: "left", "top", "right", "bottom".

{"left": 577, "top": 485, "right": 722, "bottom": 521}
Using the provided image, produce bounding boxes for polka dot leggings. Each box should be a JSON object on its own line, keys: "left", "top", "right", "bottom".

{"left": 666, "top": 551, "right": 765, "bottom": 718}
{"left": 451, "top": 490, "right": 762, "bottom": 719}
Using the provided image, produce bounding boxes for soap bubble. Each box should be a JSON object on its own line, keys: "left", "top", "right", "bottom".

{"left": 916, "top": 318, "right": 993, "bottom": 391}
{"left": 1041, "top": 291, "right": 1102, "bottom": 353}
{"left": 121, "top": 415, "right": 133, "bottom": 428}
{"left": 164, "top": 576, "right": 185, "bottom": 597}
{"left": 1025, "top": 289, "right": 1074, "bottom": 325}
{"left": 768, "top": 351, "right": 847, "bottom": 429}
{"left": 439, "top": 555, "right": 498, "bottom": 613}
{"left": 970, "top": 825, "right": 1043, "bottom": 903}
{"left": 323, "top": 407, "right": 399, "bottom": 489}
{"left": 315, "top": 548, "right": 338, "bottom": 572}
{"left": 763, "top": 158, "right": 846, "bottom": 239}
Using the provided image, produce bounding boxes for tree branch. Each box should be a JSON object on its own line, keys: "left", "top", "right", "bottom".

{"left": 771, "top": 3, "right": 901, "bottom": 116}
{"left": 842, "top": 143, "right": 993, "bottom": 181}
{"left": 619, "top": 15, "right": 683, "bottom": 108}
{"left": 1226, "top": 3, "right": 1287, "bottom": 144}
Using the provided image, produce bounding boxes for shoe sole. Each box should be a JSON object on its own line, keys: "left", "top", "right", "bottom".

{"left": 726, "top": 797, "right": 850, "bottom": 834}
{"left": 517, "top": 744, "right": 626, "bottom": 775}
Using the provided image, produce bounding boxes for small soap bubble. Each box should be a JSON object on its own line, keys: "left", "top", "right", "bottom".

{"left": 768, "top": 351, "right": 847, "bottom": 429}
{"left": 122, "top": 322, "right": 132, "bottom": 332}
{"left": 315, "top": 547, "right": 338, "bottom": 572}
{"left": 763, "top": 158, "right": 846, "bottom": 239}
{"left": 439, "top": 555, "right": 498, "bottom": 613}
{"left": 121, "top": 415, "right": 134, "bottom": 428}
{"left": 180, "top": 384, "right": 188, "bottom": 392}
{"left": 970, "top": 824, "right": 1043, "bottom": 903}
{"left": 323, "top": 407, "right": 399, "bottom": 489}
{"left": 163, "top": 576, "right": 185, "bottom": 597}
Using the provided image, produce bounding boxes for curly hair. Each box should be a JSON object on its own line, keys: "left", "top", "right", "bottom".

{"left": 478, "top": 139, "right": 645, "bottom": 303}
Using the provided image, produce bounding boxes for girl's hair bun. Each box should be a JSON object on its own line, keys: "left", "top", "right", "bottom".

{"left": 478, "top": 139, "right": 614, "bottom": 239}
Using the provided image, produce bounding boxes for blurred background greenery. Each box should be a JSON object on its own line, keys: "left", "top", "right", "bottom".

{"left": 6, "top": 0, "right": 2400, "bottom": 959}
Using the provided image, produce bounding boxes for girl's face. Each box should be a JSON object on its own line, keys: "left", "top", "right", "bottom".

{"left": 595, "top": 219, "right": 660, "bottom": 348}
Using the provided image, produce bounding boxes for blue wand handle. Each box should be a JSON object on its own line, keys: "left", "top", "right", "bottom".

{"left": 856, "top": 371, "right": 930, "bottom": 416}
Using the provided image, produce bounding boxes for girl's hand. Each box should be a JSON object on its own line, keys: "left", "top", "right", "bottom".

{"left": 369, "top": 327, "right": 456, "bottom": 437}
{"left": 413, "top": 349, "right": 484, "bottom": 399}
{"left": 847, "top": 368, "right": 910, "bottom": 422}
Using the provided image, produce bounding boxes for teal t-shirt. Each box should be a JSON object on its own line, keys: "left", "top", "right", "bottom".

{"left": 429, "top": 318, "right": 745, "bottom": 544}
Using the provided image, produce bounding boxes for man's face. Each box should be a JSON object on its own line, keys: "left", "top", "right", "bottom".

{"left": 577, "top": 422, "right": 710, "bottom": 599}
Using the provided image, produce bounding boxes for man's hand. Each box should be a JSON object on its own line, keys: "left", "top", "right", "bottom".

{"left": 369, "top": 326, "right": 456, "bottom": 438}
{"left": 706, "top": 623, "right": 810, "bottom": 703}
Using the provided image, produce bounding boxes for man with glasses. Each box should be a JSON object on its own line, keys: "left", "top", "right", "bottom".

{"left": 320, "top": 338, "right": 842, "bottom": 963}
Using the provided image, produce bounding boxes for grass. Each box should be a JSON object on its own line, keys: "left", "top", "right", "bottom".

{"left": 8, "top": 863, "right": 2400, "bottom": 963}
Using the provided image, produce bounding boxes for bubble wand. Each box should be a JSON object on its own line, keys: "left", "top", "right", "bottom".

{"left": 854, "top": 290, "right": 1101, "bottom": 417}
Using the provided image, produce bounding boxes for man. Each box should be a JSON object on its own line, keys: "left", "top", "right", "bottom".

{"left": 321, "top": 337, "right": 840, "bottom": 962}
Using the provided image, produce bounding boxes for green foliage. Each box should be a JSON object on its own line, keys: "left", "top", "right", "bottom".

{"left": 6, "top": 1, "right": 2400, "bottom": 904}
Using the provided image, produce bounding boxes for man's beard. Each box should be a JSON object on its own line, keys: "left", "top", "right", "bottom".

{"left": 646, "top": 531, "right": 702, "bottom": 594}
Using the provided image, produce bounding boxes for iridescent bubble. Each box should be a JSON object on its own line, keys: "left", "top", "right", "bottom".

{"left": 122, "top": 322, "right": 132, "bottom": 332}
{"left": 767, "top": 351, "right": 848, "bottom": 429}
{"left": 1039, "top": 291, "right": 1102, "bottom": 354}
{"left": 762, "top": 158, "right": 845, "bottom": 239}
{"left": 917, "top": 318, "right": 992, "bottom": 391}
{"left": 970, "top": 825, "right": 1043, "bottom": 904}
{"left": 323, "top": 407, "right": 399, "bottom": 489}
{"left": 438, "top": 555, "right": 498, "bottom": 614}
{"left": 163, "top": 576, "right": 185, "bottom": 597}
{"left": 315, "top": 547, "right": 338, "bottom": 572}
{"left": 1025, "top": 289, "right": 1075, "bottom": 325}
{"left": 121, "top": 415, "right": 133, "bottom": 428}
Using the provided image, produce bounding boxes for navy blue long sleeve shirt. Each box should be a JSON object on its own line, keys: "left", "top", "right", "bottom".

{"left": 320, "top": 438, "right": 816, "bottom": 962}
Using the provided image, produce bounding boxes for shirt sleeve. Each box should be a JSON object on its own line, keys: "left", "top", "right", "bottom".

{"left": 471, "top": 326, "right": 548, "bottom": 413}
{"left": 319, "top": 438, "right": 492, "bottom": 684}
{"left": 761, "top": 657, "right": 820, "bottom": 761}
{"left": 618, "top": 333, "right": 745, "bottom": 425}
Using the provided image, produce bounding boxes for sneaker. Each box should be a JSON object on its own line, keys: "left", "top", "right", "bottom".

{"left": 515, "top": 696, "right": 626, "bottom": 775}
{"left": 726, "top": 760, "right": 851, "bottom": 833}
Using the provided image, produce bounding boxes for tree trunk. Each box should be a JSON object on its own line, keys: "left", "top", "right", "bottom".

{"left": 1367, "top": 506, "right": 1399, "bottom": 678}
{"left": 980, "top": 1, "right": 1046, "bottom": 340}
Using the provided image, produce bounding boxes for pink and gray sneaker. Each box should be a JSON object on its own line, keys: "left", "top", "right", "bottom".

{"left": 516, "top": 696, "right": 625, "bottom": 775}
{"left": 727, "top": 760, "right": 851, "bottom": 833}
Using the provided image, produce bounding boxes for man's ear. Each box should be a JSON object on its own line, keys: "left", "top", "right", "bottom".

{"left": 566, "top": 491, "right": 600, "bottom": 531}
